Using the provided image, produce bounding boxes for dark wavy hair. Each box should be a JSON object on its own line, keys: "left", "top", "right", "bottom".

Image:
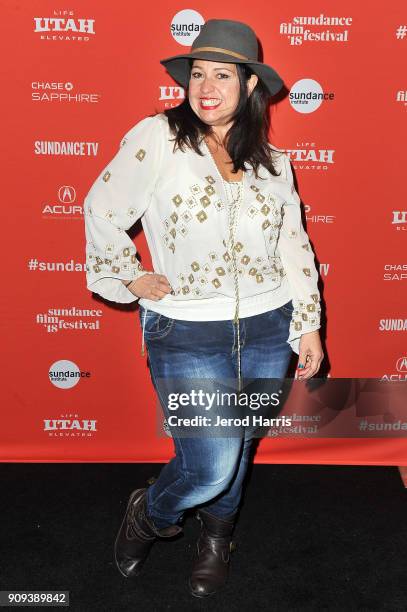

{"left": 163, "top": 59, "right": 282, "bottom": 180}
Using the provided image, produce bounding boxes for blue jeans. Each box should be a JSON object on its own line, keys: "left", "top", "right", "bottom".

{"left": 138, "top": 300, "right": 294, "bottom": 528}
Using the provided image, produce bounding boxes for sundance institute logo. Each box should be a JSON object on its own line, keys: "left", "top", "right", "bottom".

{"left": 289, "top": 78, "right": 334, "bottom": 113}
{"left": 170, "top": 9, "right": 204, "bottom": 46}
{"left": 48, "top": 359, "right": 90, "bottom": 389}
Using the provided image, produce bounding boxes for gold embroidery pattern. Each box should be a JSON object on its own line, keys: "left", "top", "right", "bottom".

{"left": 247, "top": 206, "right": 258, "bottom": 218}
{"left": 86, "top": 167, "right": 320, "bottom": 331}
{"left": 135, "top": 149, "right": 146, "bottom": 162}
{"left": 181, "top": 211, "right": 192, "bottom": 223}
{"left": 169, "top": 180, "right": 218, "bottom": 233}
{"left": 290, "top": 297, "right": 321, "bottom": 333}
{"left": 86, "top": 238, "right": 144, "bottom": 281}
{"left": 242, "top": 190, "right": 284, "bottom": 251}
{"left": 186, "top": 197, "right": 198, "bottom": 209}
{"left": 168, "top": 249, "right": 288, "bottom": 297}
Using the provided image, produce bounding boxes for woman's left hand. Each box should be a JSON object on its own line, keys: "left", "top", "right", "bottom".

{"left": 297, "top": 330, "right": 324, "bottom": 380}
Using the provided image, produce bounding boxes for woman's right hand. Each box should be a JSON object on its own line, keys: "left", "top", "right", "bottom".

{"left": 125, "top": 273, "right": 173, "bottom": 301}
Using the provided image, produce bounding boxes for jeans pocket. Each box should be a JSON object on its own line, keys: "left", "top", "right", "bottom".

{"left": 139, "top": 306, "right": 174, "bottom": 340}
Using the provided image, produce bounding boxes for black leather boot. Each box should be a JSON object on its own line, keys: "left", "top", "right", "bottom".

{"left": 114, "top": 488, "right": 183, "bottom": 578}
{"left": 189, "top": 508, "right": 237, "bottom": 597}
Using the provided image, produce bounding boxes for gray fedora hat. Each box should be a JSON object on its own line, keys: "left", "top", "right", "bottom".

{"left": 160, "top": 19, "right": 284, "bottom": 96}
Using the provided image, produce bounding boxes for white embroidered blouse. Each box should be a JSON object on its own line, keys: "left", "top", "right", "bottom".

{"left": 83, "top": 113, "right": 321, "bottom": 354}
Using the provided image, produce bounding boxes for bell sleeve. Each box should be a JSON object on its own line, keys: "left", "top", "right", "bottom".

{"left": 277, "top": 153, "right": 322, "bottom": 354}
{"left": 83, "top": 115, "right": 164, "bottom": 303}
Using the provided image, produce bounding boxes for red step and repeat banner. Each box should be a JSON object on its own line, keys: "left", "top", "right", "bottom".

{"left": 2, "top": 1, "right": 406, "bottom": 464}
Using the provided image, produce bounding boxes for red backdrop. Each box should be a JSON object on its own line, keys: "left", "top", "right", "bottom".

{"left": 1, "top": 1, "right": 406, "bottom": 463}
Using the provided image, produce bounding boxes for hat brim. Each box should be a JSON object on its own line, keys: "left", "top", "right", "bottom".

{"left": 160, "top": 51, "right": 284, "bottom": 97}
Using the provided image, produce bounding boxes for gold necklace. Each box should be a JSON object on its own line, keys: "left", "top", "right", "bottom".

{"left": 222, "top": 178, "right": 244, "bottom": 391}
{"left": 205, "top": 138, "right": 244, "bottom": 390}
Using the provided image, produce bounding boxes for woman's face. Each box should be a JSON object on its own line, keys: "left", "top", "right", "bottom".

{"left": 188, "top": 59, "right": 257, "bottom": 130}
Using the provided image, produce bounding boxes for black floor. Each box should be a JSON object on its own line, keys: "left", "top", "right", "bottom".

{"left": 0, "top": 462, "right": 406, "bottom": 611}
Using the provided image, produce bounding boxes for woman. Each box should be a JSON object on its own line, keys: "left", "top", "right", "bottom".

{"left": 83, "top": 19, "right": 324, "bottom": 598}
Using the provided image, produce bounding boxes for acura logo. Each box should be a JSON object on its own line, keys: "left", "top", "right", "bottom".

{"left": 58, "top": 185, "right": 76, "bottom": 203}
{"left": 396, "top": 356, "right": 407, "bottom": 372}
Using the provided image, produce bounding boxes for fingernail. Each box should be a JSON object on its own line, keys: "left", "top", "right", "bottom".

{"left": 297, "top": 364, "right": 304, "bottom": 369}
